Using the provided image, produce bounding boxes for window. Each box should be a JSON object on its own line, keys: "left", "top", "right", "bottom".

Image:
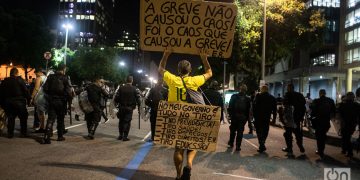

{"left": 69, "top": 9, "right": 73, "bottom": 14}
{"left": 307, "top": 0, "right": 340, "bottom": 8}
{"left": 76, "top": 15, "right": 81, "bottom": 19}
{"left": 312, "top": 53, "right": 335, "bottom": 66}
{"left": 348, "top": 0, "right": 360, "bottom": 8}
{"left": 69, "top": 3, "right": 74, "bottom": 8}
{"left": 90, "top": 15, "right": 95, "bottom": 20}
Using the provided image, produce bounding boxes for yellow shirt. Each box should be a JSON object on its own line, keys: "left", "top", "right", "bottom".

{"left": 163, "top": 71, "right": 206, "bottom": 102}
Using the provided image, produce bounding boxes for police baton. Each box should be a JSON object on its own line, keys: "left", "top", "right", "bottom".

{"left": 138, "top": 107, "right": 141, "bottom": 129}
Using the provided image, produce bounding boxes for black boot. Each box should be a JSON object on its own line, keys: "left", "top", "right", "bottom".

{"left": 41, "top": 129, "right": 52, "bottom": 144}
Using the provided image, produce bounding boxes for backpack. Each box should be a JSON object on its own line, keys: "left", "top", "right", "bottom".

{"left": 44, "top": 74, "right": 65, "bottom": 96}
{"left": 180, "top": 77, "right": 206, "bottom": 105}
{"left": 79, "top": 90, "right": 94, "bottom": 113}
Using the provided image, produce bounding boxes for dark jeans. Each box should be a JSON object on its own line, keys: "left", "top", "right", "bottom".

{"left": 150, "top": 109, "right": 157, "bottom": 140}
{"left": 4, "top": 99, "right": 28, "bottom": 135}
{"left": 341, "top": 128, "right": 355, "bottom": 155}
{"left": 44, "top": 98, "right": 66, "bottom": 140}
{"left": 315, "top": 127, "right": 330, "bottom": 155}
{"left": 228, "top": 119, "right": 247, "bottom": 148}
{"left": 85, "top": 110, "right": 101, "bottom": 137}
{"left": 254, "top": 119, "right": 270, "bottom": 147}
{"left": 118, "top": 107, "right": 133, "bottom": 138}
{"left": 283, "top": 122, "right": 303, "bottom": 151}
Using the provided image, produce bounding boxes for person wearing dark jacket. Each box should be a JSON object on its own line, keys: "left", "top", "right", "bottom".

{"left": 85, "top": 78, "right": 109, "bottom": 140}
{"left": 281, "top": 84, "right": 306, "bottom": 156}
{"left": 310, "top": 89, "right": 336, "bottom": 159}
{"left": 0, "top": 67, "right": 31, "bottom": 138}
{"left": 145, "top": 79, "right": 167, "bottom": 141}
{"left": 253, "top": 85, "right": 277, "bottom": 153}
{"left": 339, "top": 92, "right": 360, "bottom": 158}
{"left": 41, "top": 64, "right": 73, "bottom": 144}
{"left": 203, "top": 80, "right": 224, "bottom": 123}
{"left": 227, "top": 84, "right": 251, "bottom": 151}
{"left": 114, "top": 75, "right": 141, "bottom": 141}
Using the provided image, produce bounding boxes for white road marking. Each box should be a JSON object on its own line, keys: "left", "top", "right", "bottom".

{"left": 213, "top": 172, "right": 266, "bottom": 180}
{"left": 243, "top": 138, "right": 259, "bottom": 149}
{"left": 53, "top": 123, "right": 85, "bottom": 133}
{"left": 142, "top": 131, "right": 152, "bottom": 141}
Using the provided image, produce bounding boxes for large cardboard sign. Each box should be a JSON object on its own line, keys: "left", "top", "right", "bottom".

{"left": 154, "top": 100, "right": 221, "bottom": 152}
{"left": 140, "top": 0, "right": 237, "bottom": 58}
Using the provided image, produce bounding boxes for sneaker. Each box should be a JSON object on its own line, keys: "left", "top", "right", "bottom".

{"left": 117, "top": 136, "right": 123, "bottom": 140}
{"left": 258, "top": 146, "right": 266, "bottom": 153}
{"left": 282, "top": 147, "right": 291, "bottom": 152}
{"left": 123, "top": 137, "right": 130, "bottom": 141}
{"left": 181, "top": 166, "right": 191, "bottom": 180}
{"left": 57, "top": 137, "right": 66, "bottom": 141}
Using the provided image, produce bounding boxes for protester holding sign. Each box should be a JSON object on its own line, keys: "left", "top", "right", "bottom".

{"left": 158, "top": 47, "right": 212, "bottom": 180}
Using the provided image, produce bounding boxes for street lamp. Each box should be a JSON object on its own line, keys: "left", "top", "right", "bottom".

{"left": 62, "top": 23, "right": 73, "bottom": 66}
{"left": 261, "top": 0, "right": 267, "bottom": 81}
{"left": 119, "top": 61, "right": 126, "bottom": 67}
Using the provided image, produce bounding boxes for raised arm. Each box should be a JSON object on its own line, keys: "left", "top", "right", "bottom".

{"left": 158, "top": 48, "right": 172, "bottom": 76}
{"left": 200, "top": 49, "right": 212, "bottom": 80}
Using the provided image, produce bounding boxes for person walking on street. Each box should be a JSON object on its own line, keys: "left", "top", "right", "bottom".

{"left": 203, "top": 80, "right": 224, "bottom": 123}
{"left": 158, "top": 48, "right": 212, "bottom": 180}
{"left": 310, "top": 89, "right": 336, "bottom": 159}
{"left": 253, "top": 85, "right": 277, "bottom": 153}
{"left": 281, "top": 84, "right": 306, "bottom": 156}
{"left": 0, "top": 67, "right": 31, "bottom": 138}
{"left": 145, "top": 78, "right": 167, "bottom": 141}
{"left": 85, "top": 78, "right": 109, "bottom": 140}
{"left": 339, "top": 92, "right": 360, "bottom": 158}
{"left": 227, "top": 84, "right": 252, "bottom": 151}
{"left": 114, "top": 75, "right": 141, "bottom": 141}
{"left": 30, "top": 68, "right": 47, "bottom": 133}
{"left": 41, "top": 64, "right": 73, "bottom": 144}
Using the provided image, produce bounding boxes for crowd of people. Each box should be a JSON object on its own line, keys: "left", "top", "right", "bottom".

{"left": 0, "top": 51, "right": 360, "bottom": 180}
{"left": 226, "top": 82, "right": 360, "bottom": 160}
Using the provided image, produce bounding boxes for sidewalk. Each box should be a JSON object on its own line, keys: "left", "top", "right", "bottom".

{"left": 270, "top": 114, "right": 359, "bottom": 147}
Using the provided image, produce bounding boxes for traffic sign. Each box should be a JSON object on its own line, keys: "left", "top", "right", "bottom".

{"left": 44, "top": 52, "right": 52, "bottom": 60}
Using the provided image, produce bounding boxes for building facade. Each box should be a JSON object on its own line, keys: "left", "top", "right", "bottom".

{"left": 57, "top": 0, "right": 114, "bottom": 48}
{"left": 264, "top": 0, "right": 360, "bottom": 101}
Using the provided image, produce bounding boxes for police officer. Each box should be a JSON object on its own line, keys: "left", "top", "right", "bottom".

{"left": 41, "top": 64, "right": 73, "bottom": 144}
{"left": 339, "top": 92, "right": 360, "bottom": 158}
{"left": 145, "top": 78, "right": 167, "bottom": 141}
{"left": 227, "top": 84, "right": 251, "bottom": 151}
{"left": 0, "top": 67, "right": 31, "bottom": 138}
{"left": 203, "top": 80, "right": 224, "bottom": 123}
{"left": 85, "top": 77, "right": 109, "bottom": 140}
{"left": 253, "top": 85, "right": 277, "bottom": 153}
{"left": 282, "top": 84, "right": 306, "bottom": 156}
{"left": 310, "top": 89, "right": 336, "bottom": 159}
{"left": 114, "top": 75, "right": 141, "bottom": 141}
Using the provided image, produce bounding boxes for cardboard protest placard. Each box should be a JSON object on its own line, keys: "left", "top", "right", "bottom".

{"left": 154, "top": 100, "right": 221, "bottom": 152}
{"left": 140, "top": 0, "right": 237, "bottom": 58}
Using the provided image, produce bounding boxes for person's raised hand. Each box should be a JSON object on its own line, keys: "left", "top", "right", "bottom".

{"left": 199, "top": 48, "right": 209, "bottom": 60}
{"left": 163, "top": 46, "right": 172, "bottom": 57}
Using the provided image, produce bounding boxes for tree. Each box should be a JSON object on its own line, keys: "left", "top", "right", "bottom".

{"left": 229, "top": 0, "right": 325, "bottom": 90}
{"left": 68, "top": 47, "right": 128, "bottom": 85}
{"left": 0, "top": 8, "right": 54, "bottom": 81}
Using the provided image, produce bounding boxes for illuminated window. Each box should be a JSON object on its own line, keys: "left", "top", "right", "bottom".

{"left": 90, "top": 15, "right": 95, "bottom": 20}
{"left": 65, "top": 15, "right": 68, "bottom": 18}
{"left": 81, "top": 15, "right": 85, "bottom": 19}
{"left": 60, "top": 0, "right": 64, "bottom": 2}
{"left": 91, "top": 0, "right": 96, "bottom": 2}
{"left": 88, "top": 38, "right": 94, "bottom": 43}
{"left": 69, "top": 9, "right": 73, "bottom": 14}
{"left": 307, "top": 0, "right": 340, "bottom": 8}
{"left": 77, "top": 0, "right": 81, "bottom": 2}
{"left": 312, "top": 54, "right": 335, "bottom": 66}
{"left": 76, "top": 15, "right": 80, "bottom": 19}
{"left": 80, "top": 32, "right": 84, "bottom": 37}
{"left": 69, "top": 3, "right": 74, "bottom": 8}
{"left": 65, "top": 0, "right": 68, "bottom": 2}
{"left": 69, "top": 15, "right": 73, "bottom": 18}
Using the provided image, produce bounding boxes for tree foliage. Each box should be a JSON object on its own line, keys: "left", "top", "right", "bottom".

{"left": 229, "top": 0, "right": 325, "bottom": 88}
{"left": 67, "top": 47, "right": 128, "bottom": 85}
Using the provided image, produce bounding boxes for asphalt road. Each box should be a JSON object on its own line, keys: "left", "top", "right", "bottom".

{"left": 0, "top": 111, "right": 359, "bottom": 180}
